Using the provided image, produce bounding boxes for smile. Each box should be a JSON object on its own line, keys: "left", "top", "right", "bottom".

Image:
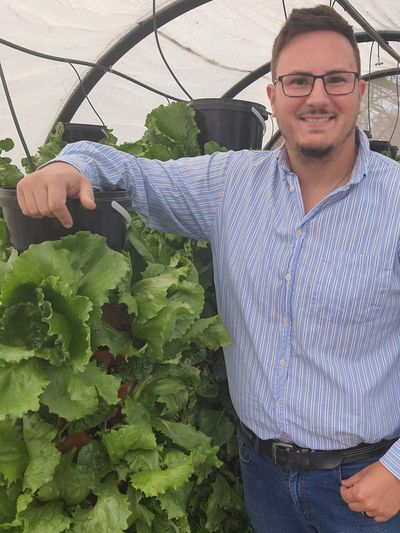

{"left": 301, "top": 117, "right": 334, "bottom": 122}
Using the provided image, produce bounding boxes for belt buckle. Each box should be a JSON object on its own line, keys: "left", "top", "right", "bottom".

{"left": 272, "top": 441, "right": 293, "bottom": 466}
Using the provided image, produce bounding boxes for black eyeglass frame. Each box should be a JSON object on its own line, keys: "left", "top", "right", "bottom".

{"left": 273, "top": 71, "right": 360, "bottom": 97}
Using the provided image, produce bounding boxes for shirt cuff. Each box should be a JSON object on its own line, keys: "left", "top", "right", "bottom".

{"left": 39, "top": 153, "right": 101, "bottom": 191}
{"left": 379, "top": 439, "right": 400, "bottom": 479}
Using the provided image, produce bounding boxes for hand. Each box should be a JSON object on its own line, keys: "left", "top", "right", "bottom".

{"left": 340, "top": 460, "right": 400, "bottom": 522}
{"left": 16, "top": 162, "right": 96, "bottom": 228}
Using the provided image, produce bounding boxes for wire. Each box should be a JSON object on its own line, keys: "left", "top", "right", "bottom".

{"left": 367, "top": 41, "right": 374, "bottom": 136}
{"left": 0, "top": 37, "right": 185, "bottom": 102}
{"left": 152, "top": 0, "right": 193, "bottom": 100}
{"left": 0, "top": 61, "right": 36, "bottom": 172}
{"left": 68, "top": 62, "right": 106, "bottom": 126}
{"left": 389, "top": 63, "right": 400, "bottom": 144}
{"left": 281, "top": 0, "right": 288, "bottom": 20}
{"left": 330, "top": 0, "right": 337, "bottom": 7}
{"left": 270, "top": 115, "right": 275, "bottom": 143}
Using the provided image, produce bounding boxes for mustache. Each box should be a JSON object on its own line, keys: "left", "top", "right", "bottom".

{"left": 301, "top": 107, "right": 333, "bottom": 115}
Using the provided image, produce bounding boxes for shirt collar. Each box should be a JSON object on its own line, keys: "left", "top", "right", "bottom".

{"left": 276, "top": 127, "right": 370, "bottom": 185}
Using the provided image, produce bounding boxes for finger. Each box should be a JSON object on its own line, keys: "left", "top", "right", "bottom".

{"left": 43, "top": 182, "right": 74, "bottom": 228}
{"left": 33, "top": 184, "right": 59, "bottom": 218}
{"left": 78, "top": 180, "right": 96, "bottom": 210}
{"left": 340, "top": 485, "right": 351, "bottom": 502}
{"left": 48, "top": 195, "right": 73, "bottom": 228}
{"left": 340, "top": 486, "right": 359, "bottom": 505}
{"left": 19, "top": 187, "right": 42, "bottom": 218}
{"left": 346, "top": 501, "right": 365, "bottom": 512}
{"left": 341, "top": 471, "right": 362, "bottom": 487}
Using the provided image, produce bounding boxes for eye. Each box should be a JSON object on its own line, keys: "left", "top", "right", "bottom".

{"left": 326, "top": 74, "right": 347, "bottom": 85}
{"left": 287, "top": 76, "right": 310, "bottom": 86}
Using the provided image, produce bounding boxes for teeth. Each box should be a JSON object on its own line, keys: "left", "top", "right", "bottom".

{"left": 304, "top": 117, "right": 331, "bottom": 122}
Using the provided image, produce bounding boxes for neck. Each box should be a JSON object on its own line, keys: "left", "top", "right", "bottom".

{"left": 287, "top": 131, "right": 359, "bottom": 189}
{"left": 285, "top": 135, "right": 359, "bottom": 214}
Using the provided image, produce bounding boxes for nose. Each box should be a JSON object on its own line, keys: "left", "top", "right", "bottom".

{"left": 306, "top": 78, "right": 330, "bottom": 104}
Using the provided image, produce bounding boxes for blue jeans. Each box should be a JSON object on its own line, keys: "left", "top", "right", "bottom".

{"left": 237, "top": 427, "right": 400, "bottom": 532}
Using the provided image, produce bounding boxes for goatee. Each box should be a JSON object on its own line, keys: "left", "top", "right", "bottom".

{"left": 297, "top": 143, "right": 334, "bottom": 163}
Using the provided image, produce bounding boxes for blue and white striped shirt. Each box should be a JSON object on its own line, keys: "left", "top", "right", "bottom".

{"left": 55, "top": 129, "right": 400, "bottom": 478}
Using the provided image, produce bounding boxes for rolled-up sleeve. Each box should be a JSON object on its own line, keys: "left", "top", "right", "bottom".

{"left": 51, "top": 141, "right": 235, "bottom": 241}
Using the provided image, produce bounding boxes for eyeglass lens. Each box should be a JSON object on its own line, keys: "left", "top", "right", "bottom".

{"left": 281, "top": 72, "right": 357, "bottom": 96}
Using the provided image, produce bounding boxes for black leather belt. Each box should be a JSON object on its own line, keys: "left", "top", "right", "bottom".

{"left": 239, "top": 421, "right": 397, "bottom": 471}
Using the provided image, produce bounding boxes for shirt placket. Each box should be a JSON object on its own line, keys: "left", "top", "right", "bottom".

{"left": 274, "top": 173, "right": 352, "bottom": 438}
{"left": 273, "top": 173, "right": 302, "bottom": 436}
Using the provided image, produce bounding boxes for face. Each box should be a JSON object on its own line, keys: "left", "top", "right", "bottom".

{"left": 267, "top": 30, "right": 366, "bottom": 163}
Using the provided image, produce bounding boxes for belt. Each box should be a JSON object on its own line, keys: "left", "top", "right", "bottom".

{"left": 239, "top": 421, "right": 397, "bottom": 471}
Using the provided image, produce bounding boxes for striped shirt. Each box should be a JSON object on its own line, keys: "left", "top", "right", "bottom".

{"left": 55, "top": 129, "right": 400, "bottom": 478}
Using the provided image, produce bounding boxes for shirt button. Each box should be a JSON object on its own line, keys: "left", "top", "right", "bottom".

{"left": 296, "top": 229, "right": 303, "bottom": 237}
{"left": 285, "top": 273, "right": 291, "bottom": 282}
{"left": 279, "top": 359, "right": 286, "bottom": 367}
{"left": 276, "top": 400, "right": 281, "bottom": 408}
{"left": 283, "top": 316, "right": 289, "bottom": 325}
{"left": 289, "top": 185, "right": 295, "bottom": 192}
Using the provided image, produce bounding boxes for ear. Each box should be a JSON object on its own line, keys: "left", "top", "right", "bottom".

{"left": 358, "top": 78, "right": 366, "bottom": 98}
{"left": 267, "top": 83, "right": 276, "bottom": 117}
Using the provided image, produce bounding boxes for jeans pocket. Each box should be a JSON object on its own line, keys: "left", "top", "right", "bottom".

{"left": 339, "top": 452, "right": 383, "bottom": 482}
{"left": 237, "top": 427, "right": 255, "bottom": 464}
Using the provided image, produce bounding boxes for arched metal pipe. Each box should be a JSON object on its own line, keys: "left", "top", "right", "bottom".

{"left": 264, "top": 66, "right": 400, "bottom": 150}
{"left": 53, "top": 0, "right": 212, "bottom": 127}
{"left": 223, "top": 32, "right": 400, "bottom": 99}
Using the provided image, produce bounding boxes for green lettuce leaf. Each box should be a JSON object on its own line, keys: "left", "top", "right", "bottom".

{"left": 125, "top": 449, "right": 159, "bottom": 473}
{"left": 0, "top": 345, "right": 35, "bottom": 364}
{"left": 22, "top": 414, "right": 60, "bottom": 492}
{"left": 132, "top": 364, "right": 200, "bottom": 417}
{"left": 205, "top": 473, "right": 245, "bottom": 532}
{"left": 53, "top": 232, "right": 130, "bottom": 310}
{"left": 35, "top": 280, "right": 92, "bottom": 371}
{"left": 0, "top": 243, "right": 80, "bottom": 306}
{"left": 40, "top": 363, "right": 119, "bottom": 421}
{"left": 21, "top": 122, "right": 66, "bottom": 173}
{"left": 37, "top": 451, "right": 91, "bottom": 505}
{"left": 142, "top": 102, "right": 201, "bottom": 159}
{"left": 72, "top": 479, "right": 131, "bottom": 533}
{"left": 0, "top": 360, "right": 49, "bottom": 420}
{"left": 157, "top": 482, "right": 192, "bottom": 520}
{"left": 130, "top": 452, "right": 193, "bottom": 498}
{"left": 0, "top": 421, "right": 28, "bottom": 484}
{"left": 151, "top": 418, "right": 221, "bottom": 482}
{"left": 76, "top": 441, "right": 110, "bottom": 491}
{"left": 127, "top": 488, "right": 154, "bottom": 533}
{"left": 19, "top": 500, "right": 71, "bottom": 533}
{"left": 0, "top": 481, "right": 19, "bottom": 526}
{"left": 102, "top": 424, "right": 157, "bottom": 465}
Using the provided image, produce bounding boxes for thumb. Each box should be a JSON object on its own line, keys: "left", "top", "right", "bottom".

{"left": 340, "top": 477, "right": 354, "bottom": 488}
{"left": 341, "top": 470, "right": 362, "bottom": 487}
{"left": 79, "top": 180, "right": 96, "bottom": 210}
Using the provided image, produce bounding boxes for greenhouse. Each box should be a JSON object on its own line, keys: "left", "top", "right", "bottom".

{"left": 1, "top": 1, "right": 400, "bottom": 532}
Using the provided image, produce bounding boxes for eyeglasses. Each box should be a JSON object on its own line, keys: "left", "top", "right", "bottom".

{"left": 273, "top": 71, "right": 359, "bottom": 97}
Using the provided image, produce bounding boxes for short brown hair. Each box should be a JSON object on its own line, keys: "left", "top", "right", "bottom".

{"left": 271, "top": 5, "right": 360, "bottom": 79}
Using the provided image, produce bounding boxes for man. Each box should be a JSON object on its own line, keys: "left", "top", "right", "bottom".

{"left": 16, "top": 5, "right": 400, "bottom": 532}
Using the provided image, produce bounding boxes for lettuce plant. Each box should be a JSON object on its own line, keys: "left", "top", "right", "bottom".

{"left": 0, "top": 102, "right": 252, "bottom": 532}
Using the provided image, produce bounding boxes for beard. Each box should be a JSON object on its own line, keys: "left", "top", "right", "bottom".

{"left": 296, "top": 142, "right": 334, "bottom": 161}
{"left": 277, "top": 106, "right": 359, "bottom": 164}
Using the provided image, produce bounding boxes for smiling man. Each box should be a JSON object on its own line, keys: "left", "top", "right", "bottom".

{"left": 15, "top": 5, "right": 400, "bottom": 532}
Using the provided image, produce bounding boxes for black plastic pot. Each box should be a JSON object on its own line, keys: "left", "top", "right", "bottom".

{"left": 188, "top": 98, "right": 269, "bottom": 152}
{"left": 0, "top": 189, "right": 131, "bottom": 251}
{"left": 370, "top": 139, "right": 398, "bottom": 159}
{"left": 62, "top": 123, "right": 107, "bottom": 143}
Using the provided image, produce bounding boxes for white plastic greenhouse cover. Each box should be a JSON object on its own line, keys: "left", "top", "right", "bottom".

{"left": 1, "top": 0, "right": 400, "bottom": 164}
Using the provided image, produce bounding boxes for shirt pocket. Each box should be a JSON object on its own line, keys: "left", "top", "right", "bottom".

{"left": 309, "top": 251, "right": 391, "bottom": 325}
